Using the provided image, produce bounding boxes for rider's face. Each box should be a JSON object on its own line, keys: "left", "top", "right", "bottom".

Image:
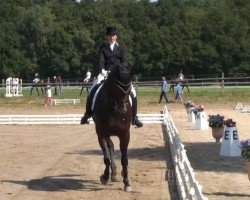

{"left": 107, "top": 34, "right": 117, "bottom": 44}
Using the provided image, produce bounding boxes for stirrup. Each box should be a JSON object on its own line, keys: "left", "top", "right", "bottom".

{"left": 133, "top": 118, "right": 143, "bottom": 128}
{"left": 80, "top": 115, "right": 90, "bottom": 124}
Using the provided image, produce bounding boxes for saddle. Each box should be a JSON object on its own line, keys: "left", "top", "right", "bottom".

{"left": 90, "top": 82, "right": 132, "bottom": 112}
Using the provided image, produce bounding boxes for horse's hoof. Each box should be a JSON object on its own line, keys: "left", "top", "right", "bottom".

{"left": 111, "top": 175, "right": 118, "bottom": 182}
{"left": 100, "top": 174, "right": 108, "bottom": 185}
{"left": 124, "top": 185, "right": 132, "bottom": 192}
{"left": 121, "top": 170, "right": 124, "bottom": 178}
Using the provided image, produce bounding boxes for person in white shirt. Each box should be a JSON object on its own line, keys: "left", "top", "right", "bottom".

{"left": 45, "top": 85, "right": 52, "bottom": 105}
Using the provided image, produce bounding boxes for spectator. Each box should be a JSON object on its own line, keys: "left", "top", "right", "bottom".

{"left": 174, "top": 82, "right": 183, "bottom": 103}
{"left": 158, "top": 77, "right": 169, "bottom": 104}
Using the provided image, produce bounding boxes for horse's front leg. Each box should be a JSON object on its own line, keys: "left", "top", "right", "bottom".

{"left": 30, "top": 87, "right": 33, "bottom": 96}
{"left": 107, "top": 138, "right": 117, "bottom": 182}
{"left": 80, "top": 87, "right": 84, "bottom": 96}
{"left": 120, "top": 135, "right": 132, "bottom": 192}
{"left": 98, "top": 137, "right": 110, "bottom": 185}
{"left": 36, "top": 87, "right": 39, "bottom": 96}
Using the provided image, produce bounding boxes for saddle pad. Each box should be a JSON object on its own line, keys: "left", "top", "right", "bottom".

{"left": 91, "top": 83, "right": 103, "bottom": 111}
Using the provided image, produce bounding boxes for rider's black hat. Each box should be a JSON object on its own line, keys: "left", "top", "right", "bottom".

{"left": 106, "top": 26, "right": 118, "bottom": 36}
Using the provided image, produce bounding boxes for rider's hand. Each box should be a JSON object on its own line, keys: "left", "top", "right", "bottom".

{"left": 101, "top": 69, "right": 108, "bottom": 76}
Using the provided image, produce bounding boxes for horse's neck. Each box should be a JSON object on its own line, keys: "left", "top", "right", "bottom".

{"left": 104, "top": 81, "right": 129, "bottom": 103}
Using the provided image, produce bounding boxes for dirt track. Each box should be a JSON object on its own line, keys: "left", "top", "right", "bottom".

{"left": 0, "top": 122, "right": 169, "bottom": 200}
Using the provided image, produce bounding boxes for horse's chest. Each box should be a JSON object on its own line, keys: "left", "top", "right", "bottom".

{"left": 95, "top": 101, "right": 130, "bottom": 122}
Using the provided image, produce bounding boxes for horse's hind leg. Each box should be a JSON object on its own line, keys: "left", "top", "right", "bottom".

{"left": 98, "top": 137, "right": 110, "bottom": 185}
{"left": 120, "top": 135, "right": 132, "bottom": 192}
{"left": 41, "top": 88, "right": 44, "bottom": 96}
{"left": 30, "top": 87, "right": 33, "bottom": 96}
{"left": 107, "top": 138, "right": 117, "bottom": 181}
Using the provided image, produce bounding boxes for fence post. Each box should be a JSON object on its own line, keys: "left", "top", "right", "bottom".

{"left": 221, "top": 72, "right": 224, "bottom": 93}
{"left": 135, "top": 75, "right": 138, "bottom": 91}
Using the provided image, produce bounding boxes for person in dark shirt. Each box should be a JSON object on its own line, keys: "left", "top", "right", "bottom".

{"left": 81, "top": 26, "right": 143, "bottom": 128}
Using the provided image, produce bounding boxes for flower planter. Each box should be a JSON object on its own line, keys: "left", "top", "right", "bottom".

{"left": 195, "top": 111, "right": 208, "bottom": 130}
{"left": 211, "top": 126, "right": 224, "bottom": 143}
{"left": 220, "top": 126, "right": 241, "bottom": 156}
{"left": 240, "top": 139, "right": 250, "bottom": 180}
{"left": 188, "top": 108, "right": 196, "bottom": 123}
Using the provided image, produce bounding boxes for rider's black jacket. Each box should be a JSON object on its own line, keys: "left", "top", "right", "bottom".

{"left": 99, "top": 42, "right": 128, "bottom": 71}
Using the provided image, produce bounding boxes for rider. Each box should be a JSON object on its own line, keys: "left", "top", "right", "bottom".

{"left": 33, "top": 73, "right": 40, "bottom": 83}
{"left": 84, "top": 69, "right": 91, "bottom": 83}
{"left": 81, "top": 26, "right": 143, "bottom": 128}
{"left": 178, "top": 70, "right": 184, "bottom": 81}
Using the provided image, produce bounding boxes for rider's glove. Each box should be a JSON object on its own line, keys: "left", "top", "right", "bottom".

{"left": 101, "top": 69, "right": 108, "bottom": 76}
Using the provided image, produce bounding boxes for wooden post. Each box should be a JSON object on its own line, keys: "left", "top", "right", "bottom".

{"left": 135, "top": 75, "right": 138, "bottom": 91}
{"left": 221, "top": 72, "right": 224, "bottom": 93}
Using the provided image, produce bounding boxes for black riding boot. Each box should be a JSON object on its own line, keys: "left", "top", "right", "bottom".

{"left": 80, "top": 95, "right": 92, "bottom": 124}
{"left": 132, "top": 96, "right": 143, "bottom": 128}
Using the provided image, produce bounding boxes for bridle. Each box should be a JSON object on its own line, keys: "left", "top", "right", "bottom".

{"left": 115, "top": 80, "right": 131, "bottom": 94}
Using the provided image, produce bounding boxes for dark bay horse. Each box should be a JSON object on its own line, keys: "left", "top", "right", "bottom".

{"left": 91, "top": 64, "right": 133, "bottom": 192}
{"left": 169, "top": 78, "right": 190, "bottom": 93}
{"left": 30, "top": 80, "right": 46, "bottom": 96}
{"left": 79, "top": 78, "right": 94, "bottom": 96}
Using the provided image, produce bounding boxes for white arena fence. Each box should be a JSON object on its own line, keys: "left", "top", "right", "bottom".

{"left": 53, "top": 99, "right": 80, "bottom": 105}
{"left": 162, "top": 108, "right": 207, "bottom": 200}
{"left": 234, "top": 102, "right": 250, "bottom": 113}
{"left": 0, "top": 108, "right": 207, "bottom": 199}
{"left": 0, "top": 113, "right": 165, "bottom": 125}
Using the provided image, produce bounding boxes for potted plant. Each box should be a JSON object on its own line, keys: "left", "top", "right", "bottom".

{"left": 193, "top": 105, "right": 205, "bottom": 117}
{"left": 183, "top": 100, "right": 195, "bottom": 113}
{"left": 240, "top": 139, "right": 250, "bottom": 180}
{"left": 183, "top": 100, "right": 194, "bottom": 108}
{"left": 223, "top": 118, "right": 236, "bottom": 127}
{"left": 208, "top": 114, "right": 225, "bottom": 143}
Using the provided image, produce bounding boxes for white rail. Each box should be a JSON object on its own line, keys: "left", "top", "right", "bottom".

{"left": 162, "top": 107, "right": 207, "bottom": 200}
{"left": 234, "top": 102, "right": 250, "bottom": 113}
{"left": 0, "top": 114, "right": 164, "bottom": 125}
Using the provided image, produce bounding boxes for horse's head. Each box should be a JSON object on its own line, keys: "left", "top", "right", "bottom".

{"left": 107, "top": 64, "right": 132, "bottom": 95}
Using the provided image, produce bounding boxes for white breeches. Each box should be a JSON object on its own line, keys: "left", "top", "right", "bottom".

{"left": 90, "top": 73, "right": 105, "bottom": 91}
